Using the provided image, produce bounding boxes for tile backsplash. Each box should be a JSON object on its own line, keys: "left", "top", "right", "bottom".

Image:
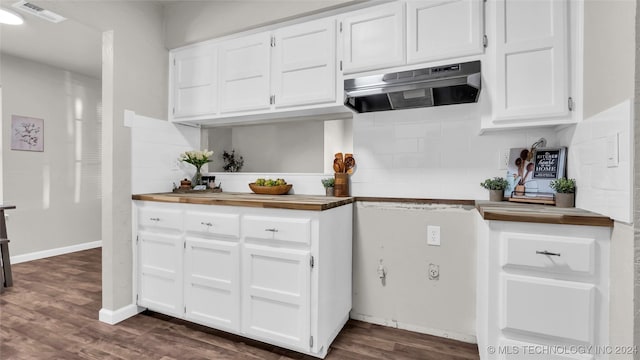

{"left": 351, "top": 104, "right": 559, "bottom": 200}
{"left": 558, "top": 100, "right": 633, "bottom": 223}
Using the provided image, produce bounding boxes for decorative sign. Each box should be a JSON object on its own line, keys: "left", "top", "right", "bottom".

{"left": 505, "top": 147, "right": 567, "bottom": 198}
{"left": 533, "top": 149, "right": 563, "bottom": 179}
{"left": 11, "top": 115, "right": 44, "bottom": 152}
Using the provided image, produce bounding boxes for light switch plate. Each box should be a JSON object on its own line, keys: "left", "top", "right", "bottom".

{"left": 606, "top": 133, "right": 619, "bottom": 168}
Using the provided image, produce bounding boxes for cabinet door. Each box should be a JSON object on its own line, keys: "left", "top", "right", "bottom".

{"left": 341, "top": 2, "right": 405, "bottom": 74}
{"left": 170, "top": 44, "right": 217, "bottom": 119}
{"left": 242, "top": 244, "right": 311, "bottom": 351}
{"left": 219, "top": 32, "right": 272, "bottom": 113}
{"left": 493, "top": 0, "right": 569, "bottom": 122}
{"left": 184, "top": 237, "right": 240, "bottom": 332}
{"left": 138, "top": 231, "right": 183, "bottom": 317}
{"left": 501, "top": 274, "right": 595, "bottom": 343}
{"left": 406, "top": 0, "right": 483, "bottom": 64}
{"left": 272, "top": 18, "right": 336, "bottom": 108}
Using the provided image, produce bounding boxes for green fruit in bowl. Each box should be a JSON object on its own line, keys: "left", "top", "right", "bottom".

{"left": 276, "top": 179, "right": 286, "bottom": 186}
{"left": 255, "top": 178, "right": 266, "bottom": 186}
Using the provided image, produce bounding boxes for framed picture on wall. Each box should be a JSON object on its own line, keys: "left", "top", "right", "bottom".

{"left": 11, "top": 115, "right": 44, "bottom": 152}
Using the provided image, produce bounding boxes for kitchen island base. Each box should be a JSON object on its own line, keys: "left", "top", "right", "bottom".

{"left": 133, "top": 198, "right": 353, "bottom": 358}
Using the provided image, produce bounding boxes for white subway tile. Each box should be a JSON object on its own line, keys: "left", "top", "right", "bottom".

{"left": 393, "top": 138, "right": 419, "bottom": 153}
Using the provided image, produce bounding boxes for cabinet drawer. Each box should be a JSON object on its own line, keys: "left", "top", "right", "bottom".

{"left": 243, "top": 216, "right": 311, "bottom": 245}
{"left": 138, "top": 206, "right": 183, "bottom": 231}
{"left": 501, "top": 275, "right": 594, "bottom": 343}
{"left": 501, "top": 232, "right": 595, "bottom": 276}
{"left": 185, "top": 211, "right": 240, "bottom": 238}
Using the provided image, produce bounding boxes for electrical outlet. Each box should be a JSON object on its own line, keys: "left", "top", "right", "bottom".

{"left": 499, "top": 149, "right": 511, "bottom": 170}
{"left": 427, "top": 225, "right": 440, "bottom": 246}
{"left": 428, "top": 263, "right": 439, "bottom": 280}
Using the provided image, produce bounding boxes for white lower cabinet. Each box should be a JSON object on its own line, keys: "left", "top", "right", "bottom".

{"left": 138, "top": 231, "right": 184, "bottom": 317}
{"left": 184, "top": 237, "right": 240, "bottom": 332}
{"left": 477, "top": 219, "right": 610, "bottom": 360}
{"left": 242, "top": 244, "right": 311, "bottom": 350}
{"left": 134, "top": 201, "right": 352, "bottom": 358}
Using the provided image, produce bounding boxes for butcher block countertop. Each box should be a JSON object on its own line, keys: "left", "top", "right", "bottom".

{"left": 132, "top": 192, "right": 354, "bottom": 211}
{"left": 476, "top": 201, "right": 613, "bottom": 227}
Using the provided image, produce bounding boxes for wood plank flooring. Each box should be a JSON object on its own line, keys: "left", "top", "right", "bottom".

{"left": 0, "top": 248, "right": 480, "bottom": 360}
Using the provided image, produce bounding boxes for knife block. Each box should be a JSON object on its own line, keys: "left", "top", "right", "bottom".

{"left": 334, "top": 173, "right": 350, "bottom": 197}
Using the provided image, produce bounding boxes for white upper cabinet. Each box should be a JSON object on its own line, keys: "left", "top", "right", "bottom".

{"left": 170, "top": 44, "right": 217, "bottom": 119}
{"left": 219, "top": 32, "right": 272, "bottom": 113}
{"left": 406, "top": 0, "right": 484, "bottom": 64}
{"left": 272, "top": 18, "right": 337, "bottom": 108}
{"left": 492, "top": 0, "right": 570, "bottom": 123}
{"left": 341, "top": 2, "right": 405, "bottom": 74}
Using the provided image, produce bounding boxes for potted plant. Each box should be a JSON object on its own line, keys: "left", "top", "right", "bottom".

{"left": 180, "top": 149, "right": 213, "bottom": 186}
{"left": 480, "top": 177, "right": 509, "bottom": 202}
{"left": 550, "top": 177, "right": 576, "bottom": 208}
{"left": 321, "top": 177, "right": 335, "bottom": 196}
{"left": 222, "top": 149, "right": 244, "bottom": 172}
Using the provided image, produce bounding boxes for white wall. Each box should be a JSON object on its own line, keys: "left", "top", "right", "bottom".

{"left": 163, "top": 1, "right": 356, "bottom": 49}
{"left": 129, "top": 111, "right": 201, "bottom": 194}
{"left": 0, "top": 54, "right": 101, "bottom": 256}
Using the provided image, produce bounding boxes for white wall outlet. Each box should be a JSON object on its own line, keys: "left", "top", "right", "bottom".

{"left": 427, "top": 225, "right": 440, "bottom": 246}
{"left": 428, "top": 263, "right": 439, "bottom": 280}
{"left": 499, "top": 149, "right": 511, "bottom": 170}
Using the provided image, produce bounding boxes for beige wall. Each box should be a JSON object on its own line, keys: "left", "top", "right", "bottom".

{"left": 583, "top": 0, "right": 636, "bottom": 118}
{"left": 0, "top": 54, "right": 102, "bottom": 256}
{"left": 44, "top": 1, "right": 169, "bottom": 311}
{"left": 163, "top": 1, "right": 356, "bottom": 49}
{"left": 352, "top": 202, "right": 477, "bottom": 341}
{"left": 580, "top": 0, "right": 636, "bottom": 352}
{"left": 101, "top": 3, "right": 167, "bottom": 312}
{"left": 609, "top": 222, "right": 634, "bottom": 360}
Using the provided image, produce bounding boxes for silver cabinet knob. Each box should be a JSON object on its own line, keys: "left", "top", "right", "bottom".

{"left": 149, "top": 217, "right": 160, "bottom": 222}
{"left": 265, "top": 228, "right": 279, "bottom": 233}
{"left": 201, "top": 222, "right": 213, "bottom": 227}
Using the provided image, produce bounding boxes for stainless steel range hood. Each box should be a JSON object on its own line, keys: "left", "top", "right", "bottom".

{"left": 344, "top": 60, "right": 481, "bottom": 113}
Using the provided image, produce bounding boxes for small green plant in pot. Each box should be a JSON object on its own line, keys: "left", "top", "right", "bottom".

{"left": 480, "top": 177, "right": 509, "bottom": 202}
{"left": 321, "top": 177, "right": 335, "bottom": 196}
{"left": 550, "top": 177, "right": 576, "bottom": 208}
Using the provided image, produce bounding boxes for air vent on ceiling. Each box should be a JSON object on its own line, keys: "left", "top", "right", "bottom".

{"left": 12, "top": 1, "right": 66, "bottom": 23}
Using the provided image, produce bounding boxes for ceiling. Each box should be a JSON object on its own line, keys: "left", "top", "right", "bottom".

{"left": 0, "top": 0, "right": 102, "bottom": 78}
{"left": 0, "top": 0, "right": 360, "bottom": 80}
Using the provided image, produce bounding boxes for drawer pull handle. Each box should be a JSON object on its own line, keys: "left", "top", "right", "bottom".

{"left": 265, "top": 228, "right": 279, "bottom": 233}
{"left": 536, "top": 250, "right": 561, "bottom": 257}
{"left": 149, "top": 217, "right": 160, "bottom": 222}
{"left": 201, "top": 222, "right": 213, "bottom": 227}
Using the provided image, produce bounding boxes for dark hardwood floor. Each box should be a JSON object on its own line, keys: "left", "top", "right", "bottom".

{"left": 0, "top": 248, "right": 479, "bottom": 360}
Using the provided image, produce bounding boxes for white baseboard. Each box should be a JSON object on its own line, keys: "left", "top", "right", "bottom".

{"left": 10, "top": 240, "right": 102, "bottom": 264}
{"left": 349, "top": 312, "right": 477, "bottom": 344}
{"left": 99, "top": 304, "right": 145, "bottom": 325}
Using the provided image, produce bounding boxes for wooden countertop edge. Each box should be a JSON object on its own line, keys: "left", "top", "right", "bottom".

{"left": 132, "top": 194, "right": 613, "bottom": 227}
{"left": 477, "top": 207, "right": 614, "bottom": 228}
{"left": 131, "top": 194, "right": 354, "bottom": 211}
{"left": 355, "top": 197, "right": 475, "bottom": 206}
